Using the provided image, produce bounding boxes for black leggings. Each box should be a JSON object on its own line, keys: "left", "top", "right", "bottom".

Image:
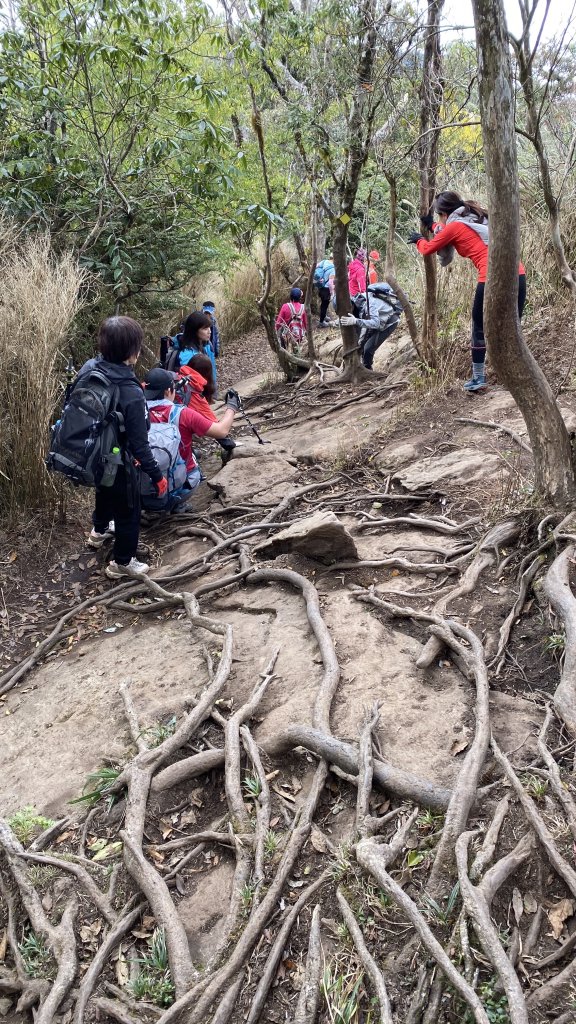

{"left": 318, "top": 286, "right": 331, "bottom": 321}
{"left": 471, "top": 274, "right": 526, "bottom": 362}
{"left": 93, "top": 467, "right": 141, "bottom": 565}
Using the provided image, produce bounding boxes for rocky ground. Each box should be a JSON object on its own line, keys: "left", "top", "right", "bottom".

{"left": 2, "top": 324, "right": 576, "bottom": 1024}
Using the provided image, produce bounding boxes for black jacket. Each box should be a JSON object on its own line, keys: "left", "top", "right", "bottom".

{"left": 78, "top": 358, "right": 162, "bottom": 483}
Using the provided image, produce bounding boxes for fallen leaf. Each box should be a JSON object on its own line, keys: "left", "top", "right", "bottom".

{"left": 0, "top": 928, "right": 7, "bottom": 962}
{"left": 407, "top": 850, "right": 425, "bottom": 868}
{"left": 291, "top": 776, "right": 302, "bottom": 794}
{"left": 92, "top": 841, "right": 122, "bottom": 862}
{"left": 175, "top": 874, "right": 186, "bottom": 895}
{"left": 189, "top": 788, "right": 204, "bottom": 808}
{"left": 42, "top": 894, "right": 53, "bottom": 912}
{"left": 180, "top": 809, "right": 197, "bottom": 827}
{"left": 450, "top": 736, "right": 470, "bottom": 756}
{"left": 310, "top": 825, "right": 327, "bottom": 854}
{"left": 512, "top": 888, "right": 523, "bottom": 925}
{"left": 524, "top": 892, "right": 538, "bottom": 915}
{"left": 548, "top": 898, "right": 574, "bottom": 940}
{"left": 87, "top": 837, "right": 107, "bottom": 852}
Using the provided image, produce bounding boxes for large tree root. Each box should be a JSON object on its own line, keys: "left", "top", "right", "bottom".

{"left": 456, "top": 831, "right": 528, "bottom": 1024}
{"left": 356, "top": 821, "right": 491, "bottom": 1024}
{"left": 245, "top": 871, "right": 331, "bottom": 1024}
{"left": 0, "top": 821, "right": 79, "bottom": 1024}
{"left": 416, "top": 516, "right": 522, "bottom": 669}
{"left": 263, "top": 724, "right": 452, "bottom": 810}
{"left": 336, "top": 889, "right": 393, "bottom": 1024}
{"left": 543, "top": 543, "right": 576, "bottom": 735}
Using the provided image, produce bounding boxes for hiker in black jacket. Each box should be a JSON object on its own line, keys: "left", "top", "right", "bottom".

{"left": 82, "top": 317, "right": 167, "bottom": 578}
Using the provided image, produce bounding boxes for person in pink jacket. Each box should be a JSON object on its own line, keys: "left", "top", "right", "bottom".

{"left": 348, "top": 248, "right": 368, "bottom": 297}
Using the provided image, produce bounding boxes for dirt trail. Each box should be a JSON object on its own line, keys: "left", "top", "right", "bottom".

{"left": 2, "top": 329, "right": 576, "bottom": 1024}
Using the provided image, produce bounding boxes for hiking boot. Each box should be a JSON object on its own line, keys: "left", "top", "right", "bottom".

{"left": 88, "top": 521, "right": 115, "bottom": 548}
{"left": 317, "top": 320, "right": 330, "bottom": 329}
{"left": 463, "top": 375, "right": 487, "bottom": 393}
{"left": 105, "top": 557, "right": 150, "bottom": 579}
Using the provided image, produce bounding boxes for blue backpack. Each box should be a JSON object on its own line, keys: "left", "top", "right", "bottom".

{"left": 141, "top": 403, "right": 189, "bottom": 511}
{"left": 313, "top": 260, "right": 334, "bottom": 289}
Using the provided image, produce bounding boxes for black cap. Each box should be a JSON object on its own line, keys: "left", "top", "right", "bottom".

{"left": 144, "top": 367, "right": 175, "bottom": 400}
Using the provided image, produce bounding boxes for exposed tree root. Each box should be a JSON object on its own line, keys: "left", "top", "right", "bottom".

{"left": 491, "top": 737, "right": 576, "bottom": 899}
{"left": 245, "top": 871, "right": 331, "bottom": 1024}
{"left": 538, "top": 706, "right": 576, "bottom": 840}
{"left": 293, "top": 903, "right": 323, "bottom": 1024}
{"left": 336, "top": 889, "right": 393, "bottom": 1024}
{"left": 9, "top": 441, "right": 576, "bottom": 1024}
{"left": 355, "top": 513, "right": 481, "bottom": 535}
{"left": 543, "top": 543, "right": 576, "bottom": 735}
{"left": 454, "top": 416, "right": 532, "bottom": 454}
{"left": 0, "top": 820, "right": 79, "bottom": 1024}
{"left": 356, "top": 816, "right": 491, "bottom": 1024}
{"left": 492, "top": 554, "right": 546, "bottom": 674}
{"left": 416, "top": 516, "right": 522, "bottom": 669}
{"left": 456, "top": 831, "right": 528, "bottom": 1024}
{"left": 264, "top": 724, "right": 452, "bottom": 809}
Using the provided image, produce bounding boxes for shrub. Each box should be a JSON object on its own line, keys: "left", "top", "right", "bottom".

{"left": 0, "top": 228, "right": 88, "bottom": 518}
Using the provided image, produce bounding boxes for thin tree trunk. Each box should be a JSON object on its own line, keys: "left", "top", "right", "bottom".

{"left": 472, "top": 0, "right": 576, "bottom": 506}
{"left": 337, "top": 0, "right": 378, "bottom": 383}
{"left": 384, "top": 171, "right": 423, "bottom": 360}
{"left": 305, "top": 204, "right": 318, "bottom": 361}
{"left": 512, "top": 15, "right": 576, "bottom": 297}
{"left": 417, "top": 0, "right": 445, "bottom": 367}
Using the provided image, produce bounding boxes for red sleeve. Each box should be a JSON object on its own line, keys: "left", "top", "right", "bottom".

{"left": 189, "top": 393, "right": 218, "bottom": 423}
{"left": 180, "top": 406, "right": 213, "bottom": 437}
{"left": 275, "top": 304, "right": 290, "bottom": 329}
{"left": 415, "top": 221, "right": 464, "bottom": 256}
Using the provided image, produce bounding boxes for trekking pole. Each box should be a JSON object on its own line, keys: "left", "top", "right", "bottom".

{"left": 236, "top": 394, "right": 271, "bottom": 445}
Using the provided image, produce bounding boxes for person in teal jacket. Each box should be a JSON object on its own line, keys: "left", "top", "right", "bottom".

{"left": 166, "top": 312, "right": 217, "bottom": 384}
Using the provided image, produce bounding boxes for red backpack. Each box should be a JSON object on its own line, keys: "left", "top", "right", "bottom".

{"left": 285, "top": 302, "right": 305, "bottom": 345}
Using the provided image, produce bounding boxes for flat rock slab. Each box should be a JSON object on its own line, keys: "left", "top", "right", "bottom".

{"left": 395, "top": 447, "right": 504, "bottom": 490}
{"left": 0, "top": 620, "right": 206, "bottom": 817}
{"left": 269, "top": 402, "right": 397, "bottom": 463}
{"left": 209, "top": 449, "right": 299, "bottom": 503}
{"left": 256, "top": 510, "right": 358, "bottom": 563}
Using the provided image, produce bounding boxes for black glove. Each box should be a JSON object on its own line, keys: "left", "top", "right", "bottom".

{"left": 407, "top": 231, "right": 424, "bottom": 244}
{"left": 420, "top": 213, "right": 434, "bottom": 230}
{"left": 224, "top": 388, "right": 241, "bottom": 411}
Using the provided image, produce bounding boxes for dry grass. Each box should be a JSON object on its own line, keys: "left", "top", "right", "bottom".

{"left": 0, "top": 229, "right": 88, "bottom": 518}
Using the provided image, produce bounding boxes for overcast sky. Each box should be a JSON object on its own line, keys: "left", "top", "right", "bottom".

{"left": 441, "top": 0, "right": 576, "bottom": 42}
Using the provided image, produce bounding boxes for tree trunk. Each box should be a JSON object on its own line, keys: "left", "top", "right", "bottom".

{"left": 337, "top": 0, "right": 379, "bottom": 383}
{"left": 305, "top": 204, "right": 318, "bottom": 361}
{"left": 417, "top": 0, "right": 445, "bottom": 367}
{"left": 384, "top": 172, "right": 424, "bottom": 361}
{"left": 472, "top": 0, "right": 576, "bottom": 506}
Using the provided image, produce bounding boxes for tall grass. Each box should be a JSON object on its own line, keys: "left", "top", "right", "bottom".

{"left": 0, "top": 230, "right": 88, "bottom": 518}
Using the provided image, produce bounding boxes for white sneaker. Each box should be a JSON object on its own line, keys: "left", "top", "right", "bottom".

{"left": 105, "top": 557, "right": 150, "bottom": 579}
{"left": 88, "top": 521, "right": 115, "bottom": 548}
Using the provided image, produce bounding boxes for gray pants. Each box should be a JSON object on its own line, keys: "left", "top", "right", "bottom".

{"left": 361, "top": 322, "right": 398, "bottom": 369}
